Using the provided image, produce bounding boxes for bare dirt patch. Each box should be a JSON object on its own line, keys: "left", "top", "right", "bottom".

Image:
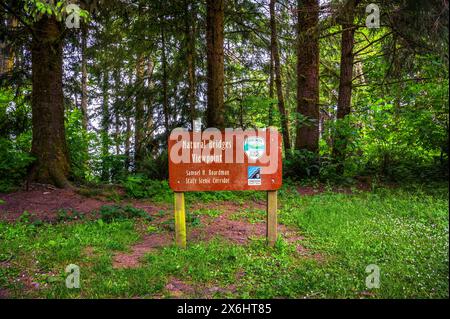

{"left": 164, "top": 278, "right": 197, "bottom": 298}
{"left": 82, "top": 246, "right": 97, "bottom": 259}
{"left": 112, "top": 232, "right": 173, "bottom": 269}
{"left": 0, "top": 187, "right": 110, "bottom": 222}
{"left": 191, "top": 200, "right": 266, "bottom": 213}
{"left": 0, "top": 288, "right": 10, "bottom": 299}
{"left": 2, "top": 188, "right": 321, "bottom": 269}
{"left": 112, "top": 200, "right": 319, "bottom": 269}
{"left": 189, "top": 201, "right": 305, "bottom": 247}
{"left": 0, "top": 186, "right": 162, "bottom": 222}
{"left": 163, "top": 277, "right": 237, "bottom": 299}
{"left": 297, "top": 182, "right": 371, "bottom": 196}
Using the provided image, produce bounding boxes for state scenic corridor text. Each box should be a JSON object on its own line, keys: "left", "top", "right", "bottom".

{"left": 177, "top": 303, "right": 272, "bottom": 316}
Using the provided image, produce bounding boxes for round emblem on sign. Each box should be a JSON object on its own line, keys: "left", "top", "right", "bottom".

{"left": 244, "top": 137, "right": 265, "bottom": 161}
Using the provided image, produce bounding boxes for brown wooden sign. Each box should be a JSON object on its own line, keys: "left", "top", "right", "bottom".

{"left": 168, "top": 128, "right": 282, "bottom": 192}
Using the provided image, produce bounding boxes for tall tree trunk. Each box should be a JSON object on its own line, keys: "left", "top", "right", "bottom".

{"left": 115, "top": 113, "right": 120, "bottom": 156}
{"left": 206, "top": 0, "right": 225, "bottom": 129}
{"left": 124, "top": 72, "right": 132, "bottom": 172}
{"left": 134, "top": 53, "right": 145, "bottom": 170}
{"left": 113, "top": 70, "right": 121, "bottom": 156}
{"left": 185, "top": 0, "right": 197, "bottom": 128}
{"left": 270, "top": 0, "right": 291, "bottom": 150}
{"left": 80, "top": 23, "right": 89, "bottom": 130}
{"left": 268, "top": 48, "right": 274, "bottom": 126}
{"left": 29, "top": 16, "right": 70, "bottom": 188}
{"left": 161, "top": 27, "right": 170, "bottom": 135}
{"left": 337, "top": 0, "right": 358, "bottom": 120}
{"left": 101, "top": 71, "right": 110, "bottom": 181}
{"left": 333, "top": 0, "right": 359, "bottom": 170}
{"left": 295, "top": 0, "right": 320, "bottom": 153}
{"left": 145, "top": 58, "right": 155, "bottom": 152}
{"left": 125, "top": 115, "right": 131, "bottom": 172}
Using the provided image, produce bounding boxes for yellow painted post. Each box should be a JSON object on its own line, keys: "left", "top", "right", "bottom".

{"left": 174, "top": 192, "right": 186, "bottom": 248}
{"left": 267, "top": 190, "right": 278, "bottom": 247}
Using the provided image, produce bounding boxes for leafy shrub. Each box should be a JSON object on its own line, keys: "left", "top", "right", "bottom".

{"left": 17, "top": 211, "right": 43, "bottom": 227}
{"left": 283, "top": 150, "right": 320, "bottom": 180}
{"left": 0, "top": 137, "right": 34, "bottom": 192}
{"left": 123, "top": 174, "right": 172, "bottom": 201}
{"left": 160, "top": 211, "right": 201, "bottom": 231}
{"left": 65, "top": 108, "right": 108, "bottom": 183}
{"left": 56, "top": 209, "right": 85, "bottom": 222}
{"left": 138, "top": 151, "right": 169, "bottom": 180}
{"left": 98, "top": 204, "right": 151, "bottom": 223}
{"left": 191, "top": 208, "right": 222, "bottom": 218}
{"left": 186, "top": 212, "right": 201, "bottom": 227}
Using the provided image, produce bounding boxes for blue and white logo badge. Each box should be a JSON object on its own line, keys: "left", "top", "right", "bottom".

{"left": 248, "top": 166, "right": 261, "bottom": 186}
{"left": 244, "top": 137, "right": 265, "bottom": 161}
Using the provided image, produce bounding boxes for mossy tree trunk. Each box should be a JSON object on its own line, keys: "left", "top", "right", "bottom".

{"left": 206, "top": 0, "right": 225, "bottom": 129}
{"left": 333, "top": 0, "right": 360, "bottom": 173}
{"left": 80, "top": 23, "right": 89, "bottom": 131}
{"left": 101, "top": 71, "right": 110, "bottom": 181}
{"left": 29, "top": 16, "right": 71, "bottom": 188}
{"left": 185, "top": 0, "right": 197, "bottom": 128}
{"left": 134, "top": 53, "right": 145, "bottom": 171}
{"left": 270, "top": 0, "right": 291, "bottom": 151}
{"left": 295, "top": 0, "right": 320, "bottom": 153}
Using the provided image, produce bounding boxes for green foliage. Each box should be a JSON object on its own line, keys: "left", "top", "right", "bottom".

{"left": 191, "top": 208, "right": 222, "bottom": 218}
{"left": 65, "top": 108, "right": 94, "bottom": 182}
{"left": 186, "top": 211, "right": 201, "bottom": 227}
{"left": 123, "top": 175, "right": 173, "bottom": 202}
{"left": 235, "top": 95, "right": 277, "bottom": 128}
{"left": 0, "top": 137, "right": 34, "bottom": 192}
{"left": 283, "top": 150, "right": 320, "bottom": 180}
{"left": 357, "top": 92, "right": 448, "bottom": 182}
{"left": 318, "top": 117, "right": 365, "bottom": 182}
{"left": 2, "top": 0, "right": 447, "bottom": 188}
{"left": 0, "top": 89, "right": 31, "bottom": 138}
{"left": 23, "top": 0, "right": 89, "bottom": 23}
{"left": 97, "top": 205, "right": 151, "bottom": 223}
{"left": 230, "top": 208, "right": 266, "bottom": 224}
{"left": 56, "top": 209, "right": 85, "bottom": 223}
{"left": 0, "top": 88, "right": 34, "bottom": 192}
{"left": 138, "top": 151, "right": 169, "bottom": 180}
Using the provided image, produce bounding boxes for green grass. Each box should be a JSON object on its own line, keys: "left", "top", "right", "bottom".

{"left": 278, "top": 184, "right": 449, "bottom": 298}
{"left": 0, "top": 183, "right": 448, "bottom": 298}
{"left": 190, "top": 208, "right": 222, "bottom": 218}
{"left": 230, "top": 208, "right": 266, "bottom": 224}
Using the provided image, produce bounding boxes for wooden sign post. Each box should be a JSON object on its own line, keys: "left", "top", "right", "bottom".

{"left": 168, "top": 128, "right": 282, "bottom": 248}
{"left": 174, "top": 192, "right": 186, "bottom": 248}
{"left": 267, "top": 190, "right": 277, "bottom": 246}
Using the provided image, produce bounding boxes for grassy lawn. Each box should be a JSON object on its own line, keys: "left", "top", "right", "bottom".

{"left": 0, "top": 183, "right": 448, "bottom": 299}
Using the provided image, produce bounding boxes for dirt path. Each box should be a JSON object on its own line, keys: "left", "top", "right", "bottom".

{"left": 0, "top": 186, "right": 107, "bottom": 222}
{"left": 0, "top": 289, "right": 10, "bottom": 299}
{"left": 112, "top": 201, "right": 318, "bottom": 269}
{"left": 161, "top": 277, "right": 238, "bottom": 299}
{"left": 1, "top": 186, "right": 323, "bottom": 271}
{"left": 0, "top": 185, "right": 161, "bottom": 222}
{"left": 0, "top": 182, "right": 370, "bottom": 222}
